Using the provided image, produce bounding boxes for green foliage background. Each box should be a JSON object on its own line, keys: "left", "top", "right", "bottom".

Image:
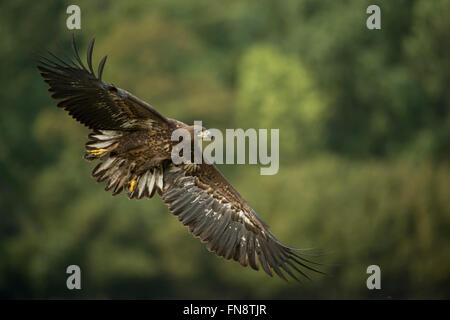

{"left": 0, "top": 0, "right": 449, "bottom": 299}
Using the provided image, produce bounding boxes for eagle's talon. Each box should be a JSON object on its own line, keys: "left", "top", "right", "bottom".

{"left": 128, "top": 176, "right": 138, "bottom": 193}
{"left": 87, "top": 148, "right": 108, "bottom": 157}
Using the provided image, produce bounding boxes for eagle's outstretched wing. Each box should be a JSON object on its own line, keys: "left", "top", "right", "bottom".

{"left": 162, "top": 163, "right": 324, "bottom": 281}
{"left": 37, "top": 35, "right": 168, "bottom": 131}
{"left": 38, "top": 36, "right": 172, "bottom": 198}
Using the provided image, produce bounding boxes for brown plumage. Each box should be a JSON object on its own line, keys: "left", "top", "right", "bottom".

{"left": 37, "top": 36, "right": 324, "bottom": 282}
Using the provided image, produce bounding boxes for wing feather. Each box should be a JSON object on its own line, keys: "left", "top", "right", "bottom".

{"left": 37, "top": 35, "right": 169, "bottom": 131}
{"left": 162, "top": 164, "right": 324, "bottom": 282}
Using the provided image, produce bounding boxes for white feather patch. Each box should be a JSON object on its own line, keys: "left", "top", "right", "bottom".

{"left": 87, "top": 140, "right": 116, "bottom": 149}
{"left": 155, "top": 167, "right": 164, "bottom": 190}
{"left": 94, "top": 156, "right": 116, "bottom": 175}
{"left": 147, "top": 171, "right": 156, "bottom": 195}
{"left": 237, "top": 210, "right": 254, "bottom": 228}
{"left": 137, "top": 170, "right": 150, "bottom": 198}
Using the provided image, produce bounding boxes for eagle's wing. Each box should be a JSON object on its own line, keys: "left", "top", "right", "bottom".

{"left": 162, "top": 163, "right": 324, "bottom": 281}
{"left": 37, "top": 36, "right": 169, "bottom": 130}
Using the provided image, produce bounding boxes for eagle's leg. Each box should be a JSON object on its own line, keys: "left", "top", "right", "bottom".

{"left": 86, "top": 142, "right": 119, "bottom": 159}
{"left": 128, "top": 175, "right": 138, "bottom": 193}
{"left": 125, "top": 163, "right": 165, "bottom": 199}
{"left": 87, "top": 148, "right": 108, "bottom": 157}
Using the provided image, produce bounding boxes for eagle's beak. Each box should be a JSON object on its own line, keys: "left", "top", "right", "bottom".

{"left": 199, "top": 130, "right": 211, "bottom": 140}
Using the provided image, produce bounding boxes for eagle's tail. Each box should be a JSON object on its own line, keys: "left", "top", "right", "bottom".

{"left": 84, "top": 130, "right": 163, "bottom": 199}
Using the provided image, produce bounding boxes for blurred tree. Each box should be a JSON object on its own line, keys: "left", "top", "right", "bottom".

{"left": 236, "top": 44, "right": 327, "bottom": 159}
{"left": 0, "top": 0, "right": 449, "bottom": 299}
{"left": 404, "top": 0, "right": 450, "bottom": 159}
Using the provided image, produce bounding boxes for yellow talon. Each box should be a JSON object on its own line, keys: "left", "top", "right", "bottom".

{"left": 88, "top": 148, "right": 108, "bottom": 156}
{"left": 128, "top": 177, "right": 137, "bottom": 193}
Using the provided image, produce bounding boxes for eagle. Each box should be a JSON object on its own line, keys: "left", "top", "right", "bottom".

{"left": 37, "top": 36, "right": 324, "bottom": 282}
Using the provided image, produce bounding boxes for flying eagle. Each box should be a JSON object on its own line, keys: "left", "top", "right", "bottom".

{"left": 37, "top": 36, "right": 323, "bottom": 282}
